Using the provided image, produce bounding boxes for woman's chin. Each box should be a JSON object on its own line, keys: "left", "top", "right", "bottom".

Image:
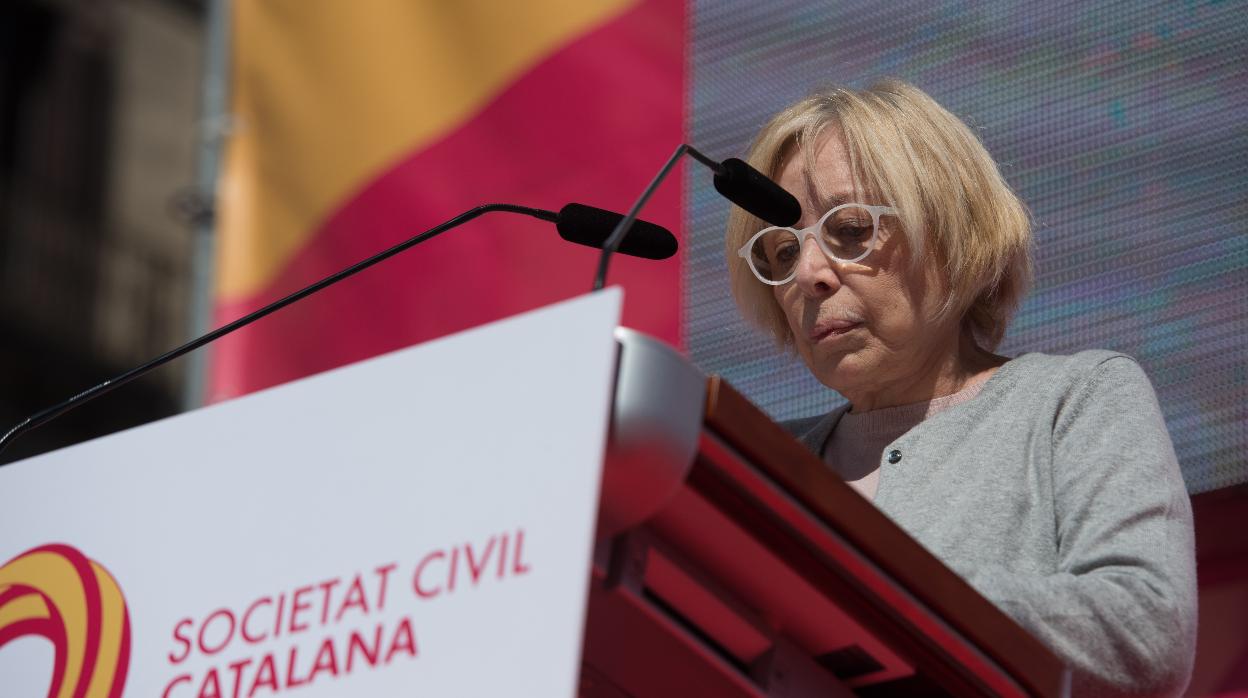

{"left": 803, "top": 336, "right": 867, "bottom": 369}
{"left": 804, "top": 350, "right": 873, "bottom": 396}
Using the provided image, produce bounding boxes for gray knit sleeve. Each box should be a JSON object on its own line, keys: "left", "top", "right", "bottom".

{"left": 965, "top": 355, "right": 1197, "bottom": 697}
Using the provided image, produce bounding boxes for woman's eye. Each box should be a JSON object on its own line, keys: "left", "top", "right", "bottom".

{"left": 827, "top": 224, "right": 872, "bottom": 243}
{"left": 774, "top": 243, "right": 799, "bottom": 264}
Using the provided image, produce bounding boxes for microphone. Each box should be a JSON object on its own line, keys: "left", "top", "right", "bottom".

{"left": 713, "top": 158, "right": 802, "bottom": 228}
{"left": 591, "top": 144, "right": 800, "bottom": 290}
{"left": 557, "top": 203, "right": 676, "bottom": 260}
{"left": 0, "top": 202, "right": 676, "bottom": 459}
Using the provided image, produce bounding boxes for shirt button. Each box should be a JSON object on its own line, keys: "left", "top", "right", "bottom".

{"left": 887, "top": 449, "right": 902, "bottom": 464}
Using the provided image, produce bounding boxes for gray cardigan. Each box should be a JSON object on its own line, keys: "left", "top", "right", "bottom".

{"left": 784, "top": 350, "right": 1197, "bottom": 697}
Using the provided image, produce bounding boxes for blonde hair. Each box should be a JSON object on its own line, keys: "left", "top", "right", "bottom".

{"left": 725, "top": 79, "right": 1032, "bottom": 350}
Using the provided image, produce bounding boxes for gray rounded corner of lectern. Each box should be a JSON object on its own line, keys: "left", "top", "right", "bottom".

{"left": 598, "top": 328, "right": 706, "bottom": 538}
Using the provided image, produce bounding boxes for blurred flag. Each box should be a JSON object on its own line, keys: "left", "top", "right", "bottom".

{"left": 211, "top": 0, "right": 684, "bottom": 401}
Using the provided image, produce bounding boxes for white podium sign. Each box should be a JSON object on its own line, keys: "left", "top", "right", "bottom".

{"left": 0, "top": 289, "right": 622, "bottom": 698}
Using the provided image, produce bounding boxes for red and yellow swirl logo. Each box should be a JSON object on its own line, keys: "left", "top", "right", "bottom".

{"left": 0, "top": 544, "right": 130, "bottom": 698}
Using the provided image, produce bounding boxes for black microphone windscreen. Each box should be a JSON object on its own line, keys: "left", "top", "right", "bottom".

{"left": 713, "top": 158, "right": 802, "bottom": 228}
{"left": 556, "top": 204, "right": 677, "bottom": 260}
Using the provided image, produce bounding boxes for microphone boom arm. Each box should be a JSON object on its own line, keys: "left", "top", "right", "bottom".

{"left": 0, "top": 203, "right": 559, "bottom": 458}
{"left": 593, "top": 144, "right": 724, "bottom": 291}
{"left": 591, "top": 143, "right": 798, "bottom": 291}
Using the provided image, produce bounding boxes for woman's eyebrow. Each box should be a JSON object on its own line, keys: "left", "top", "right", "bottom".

{"left": 811, "top": 192, "right": 853, "bottom": 212}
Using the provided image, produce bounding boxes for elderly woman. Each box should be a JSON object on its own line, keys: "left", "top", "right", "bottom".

{"left": 725, "top": 80, "right": 1197, "bottom": 697}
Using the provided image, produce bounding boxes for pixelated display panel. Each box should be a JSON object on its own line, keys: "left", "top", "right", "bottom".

{"left": 687, "top": 1, "right": 1246, "bottom": 493}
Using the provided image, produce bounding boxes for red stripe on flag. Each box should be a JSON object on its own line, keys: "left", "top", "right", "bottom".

{"left": 210, "top": 0, "right": 684, "bottom": 400}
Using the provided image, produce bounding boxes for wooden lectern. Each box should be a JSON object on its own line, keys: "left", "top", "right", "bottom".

{"left": 583, "top": 329, "right": 1070, "bottom": 697}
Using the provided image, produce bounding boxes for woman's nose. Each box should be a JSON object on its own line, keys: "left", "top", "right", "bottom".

{"left": 793, "top": 236, "right": 841, "bottom": 297}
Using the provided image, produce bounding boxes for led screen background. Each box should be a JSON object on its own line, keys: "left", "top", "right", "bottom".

{"left": 685, "top": 1, "right": 1246, "bottom": 493}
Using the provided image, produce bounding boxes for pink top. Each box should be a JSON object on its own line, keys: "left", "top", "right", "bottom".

{"left": 824, "top": 373, "right": 992, "bottom": 500}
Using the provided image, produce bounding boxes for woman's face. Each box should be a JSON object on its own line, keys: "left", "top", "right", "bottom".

{"left": 770, "top": 131, "right": 959, "bottom": 410}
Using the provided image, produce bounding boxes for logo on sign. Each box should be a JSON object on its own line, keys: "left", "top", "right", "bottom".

{"left": 0, "top": 544, "right": 131, "bottom": 698}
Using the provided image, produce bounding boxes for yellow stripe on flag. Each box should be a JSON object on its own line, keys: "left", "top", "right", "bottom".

{"left": 219, "top": 0, "right": 636, "bottom": 299}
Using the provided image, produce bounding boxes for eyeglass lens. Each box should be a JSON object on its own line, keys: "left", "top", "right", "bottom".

{"left": 748, "top": 205, "right": 876, "bottom": 282}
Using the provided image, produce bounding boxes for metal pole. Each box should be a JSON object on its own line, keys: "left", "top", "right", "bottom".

{"left": 184, "top": 0, "right": 230, "bottom": 410}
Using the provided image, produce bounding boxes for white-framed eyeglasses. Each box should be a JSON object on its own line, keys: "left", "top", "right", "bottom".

{"left": 736, "top": 203, "right": 899, "bottom": 285}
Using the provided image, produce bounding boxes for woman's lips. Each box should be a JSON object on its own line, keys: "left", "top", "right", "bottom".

{"left": 810, "top": 320, "right": 862, "bottom": 343}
